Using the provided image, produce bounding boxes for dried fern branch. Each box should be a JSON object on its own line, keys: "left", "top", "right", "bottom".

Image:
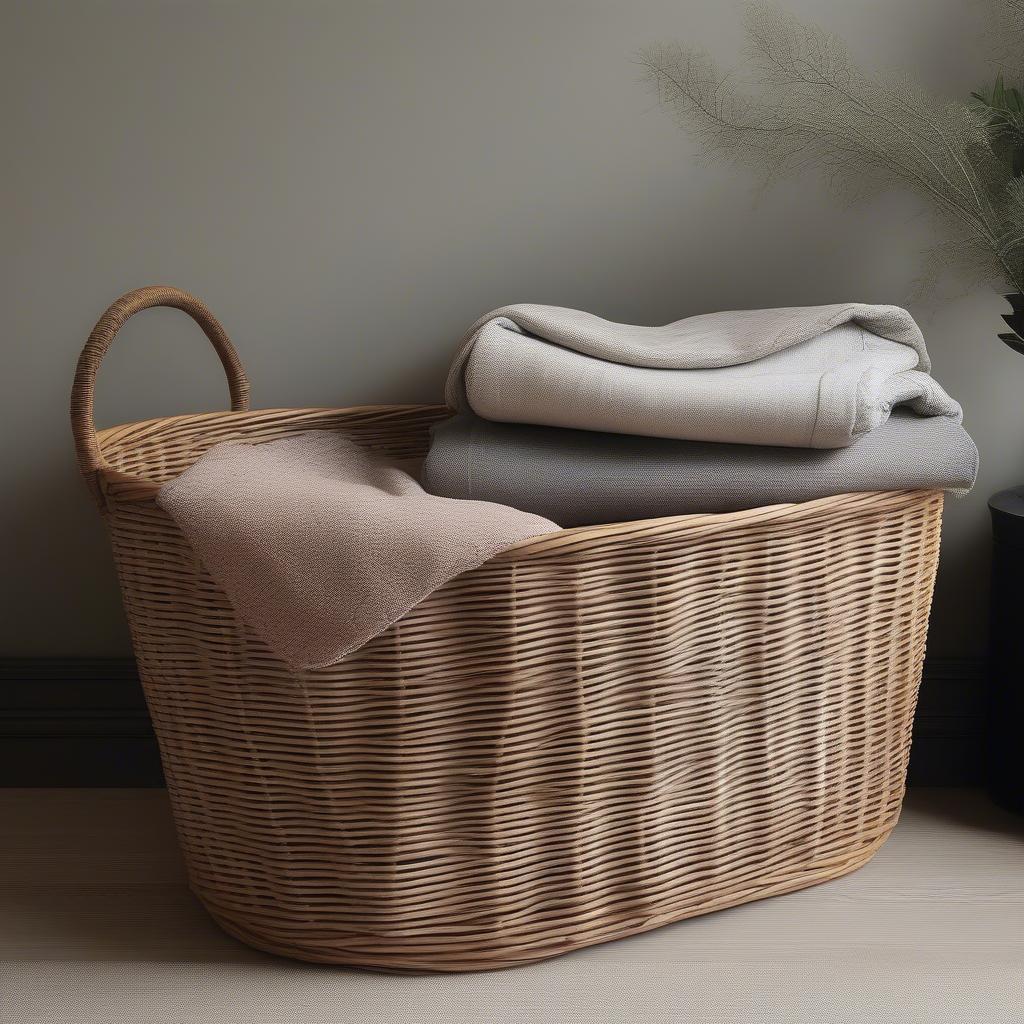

{"left": 640, "top": 2, "right": 1024, "bottom": 294}
{"left": 985, "top": 0, "right": 1024, "bottom": 79}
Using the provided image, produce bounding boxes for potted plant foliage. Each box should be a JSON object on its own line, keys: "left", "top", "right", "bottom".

{"left": 641, "top": 0, "right": 1024, "bottom": 811}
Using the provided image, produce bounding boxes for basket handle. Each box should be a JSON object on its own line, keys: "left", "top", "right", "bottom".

{"left": 71, "top": 286, "right": 251, "bottom": 508}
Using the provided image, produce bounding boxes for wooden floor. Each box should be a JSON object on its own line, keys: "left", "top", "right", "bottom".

{"left": 1, "top": 789, "right": 1021, "bottom": 1023}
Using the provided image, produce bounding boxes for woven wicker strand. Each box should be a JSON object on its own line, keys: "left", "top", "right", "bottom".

{"left": 71, "top": 285, "right": 250, "bottom": 508}
{"left": 73, "top": 287, "right": 942, "bottom": 972}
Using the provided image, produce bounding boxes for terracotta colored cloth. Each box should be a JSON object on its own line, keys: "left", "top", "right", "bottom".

{"left": 157, "top": 431, "right": 558, "bottom": 670}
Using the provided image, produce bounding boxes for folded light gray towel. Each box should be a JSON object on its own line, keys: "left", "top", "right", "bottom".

{"left": 445, "top": 304, "right": 962, "bottom": 448}
{"left": 422, "top": 411, "right": 978, "bottom": 527}
{"left": 157, "top": 432, "right": 558, "bottom": 670}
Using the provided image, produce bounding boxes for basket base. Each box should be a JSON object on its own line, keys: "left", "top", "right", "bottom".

{"left": 195, "top": 823, "right": 897, "bottom": 973}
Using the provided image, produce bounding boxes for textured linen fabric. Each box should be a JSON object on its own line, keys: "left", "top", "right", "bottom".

{"left": 422, "top": 411, "right": 978, "bottom": 527}
{"left": 157, "top": 432, "right": 558, "bottom": 671}
{"left": 445, "top": 304, "right": 961, "bottom": 448}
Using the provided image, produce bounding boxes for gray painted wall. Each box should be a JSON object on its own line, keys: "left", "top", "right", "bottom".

{"left": 5, "top": 0, "right": 1021, "bottom": 657}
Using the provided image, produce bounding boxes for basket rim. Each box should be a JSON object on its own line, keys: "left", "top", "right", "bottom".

{"left": 92, "top": 402, "right": 942, "bottom": 558}
{"left": 93, "top": 402, "right": 447, "bottom": 502}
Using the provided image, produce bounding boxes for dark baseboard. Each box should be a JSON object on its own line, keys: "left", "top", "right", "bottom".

{"left": 0, "top": 658, "right": 164, "bottom": 786}
{"left": 0, "top": 656, "right": 987, "bottom": 787}
{"left": 907, "top": 657, "right": 986, "bottom": 786}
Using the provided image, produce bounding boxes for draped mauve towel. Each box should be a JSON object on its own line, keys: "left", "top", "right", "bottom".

{"left": 445, "top": 303, "right": 962, "bottom": 448}
{"left": 157, "top": 432, "right": 558, "bottom": 671}
{"left": 423, "top": 411, "right": 978, "bottom": 527}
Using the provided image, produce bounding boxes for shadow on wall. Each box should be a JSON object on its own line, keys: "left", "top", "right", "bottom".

{"left": 9, "top": 450, "right": 130, "bottom": 655}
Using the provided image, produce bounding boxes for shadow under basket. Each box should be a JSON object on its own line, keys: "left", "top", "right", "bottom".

{"left": 71, "top": 287, "right": 943, "bottom": 972}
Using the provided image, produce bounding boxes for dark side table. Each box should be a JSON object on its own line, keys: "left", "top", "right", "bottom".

{"left": 988, "top": 486, "right": 1024, "bottom": 813}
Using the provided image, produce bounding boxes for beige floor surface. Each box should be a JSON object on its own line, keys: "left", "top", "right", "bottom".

{"left": 1, "top": 788, "right": 1021, "bottom": 1024}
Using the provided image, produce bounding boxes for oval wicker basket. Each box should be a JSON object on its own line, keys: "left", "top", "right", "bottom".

{"left": 72, "top": 287, "right": 943, "bottom": 972}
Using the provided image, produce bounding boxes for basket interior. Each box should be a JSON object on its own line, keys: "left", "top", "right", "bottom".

{"left": 96, "top": 404, "right": 450, "bottom": 487}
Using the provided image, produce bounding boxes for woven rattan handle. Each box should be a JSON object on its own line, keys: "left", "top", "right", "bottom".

{"left": 71, "top": 286, "right": 250, "bottom": 507}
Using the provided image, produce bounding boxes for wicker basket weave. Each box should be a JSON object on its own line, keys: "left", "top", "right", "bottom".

{"left": 72, "top": 287, "right": 943, "bottom": 972}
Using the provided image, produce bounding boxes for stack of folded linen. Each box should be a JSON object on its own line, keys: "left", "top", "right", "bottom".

{"left": 422, "top": 303, "right": 978, "bottom": 527}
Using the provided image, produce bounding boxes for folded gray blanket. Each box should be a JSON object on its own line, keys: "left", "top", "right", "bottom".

{"left": 445, "top": 304, "right": 962, "bottom": 449}
{"left": 422, "top": 411, "right": 978, "bottom": 527}
{"left": 157, "top": 432, "right": 558, "bottom": 670}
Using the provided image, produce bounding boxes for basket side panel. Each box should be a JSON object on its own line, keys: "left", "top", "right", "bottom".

{"left": 103, "top": 472, "right": 942, "bottom": 971}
